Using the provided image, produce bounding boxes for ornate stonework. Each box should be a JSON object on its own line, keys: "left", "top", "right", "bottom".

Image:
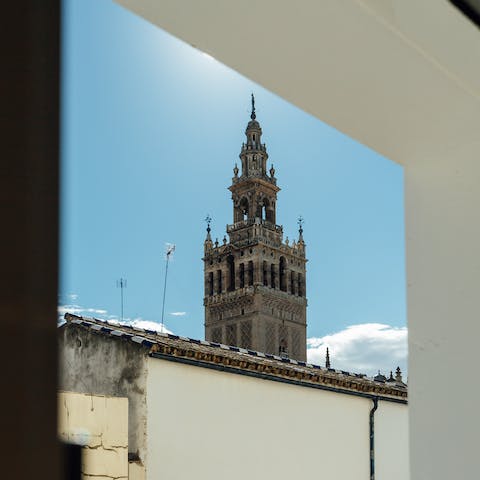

{"left": 203, "top": 96, "right": 308, "bottom": 361}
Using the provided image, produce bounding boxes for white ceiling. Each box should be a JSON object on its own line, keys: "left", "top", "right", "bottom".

{"left": 116, "top": 0, "right": 480, "bottom": 166}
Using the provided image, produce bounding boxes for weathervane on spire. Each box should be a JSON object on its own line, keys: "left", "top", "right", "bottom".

{"left": 297, "top": 215, "right": 304, "bottom": 235}
{"left": 251, "top": 93, "right": 256, "bottom": 120}
{"left": 298, "top": 215, "right": 305, "bottom": 243}
{"left": 205, "top": 214, "right": 212, "bottom": 234}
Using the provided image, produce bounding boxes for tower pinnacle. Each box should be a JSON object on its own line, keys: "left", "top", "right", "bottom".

{"left": 251, "top": 93, "right": 256, "bottom": 120}
{"left": 326, "top": 347, "right": 331, "bottom": 369}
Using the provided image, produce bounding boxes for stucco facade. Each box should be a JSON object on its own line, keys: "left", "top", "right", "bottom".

{"left": 59, "top": 314, "right": 408, "bottom": 480}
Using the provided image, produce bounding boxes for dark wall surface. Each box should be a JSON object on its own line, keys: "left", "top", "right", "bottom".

{"left": 0, "top": 3, "right": 60, "bottom": 478}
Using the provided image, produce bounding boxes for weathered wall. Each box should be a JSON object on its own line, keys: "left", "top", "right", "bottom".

{"left": 146, "top": 357, "right": 409, "bottom": 480}
{"left": 59, "top": 324, "right": 149, "bottom": 468}
{"left": 58, "top": 391, "right": 128, "bottom": 480}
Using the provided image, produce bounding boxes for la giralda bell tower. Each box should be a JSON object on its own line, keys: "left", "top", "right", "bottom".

{"left": 203, "top": 96, "right": 307, "bottom": 361}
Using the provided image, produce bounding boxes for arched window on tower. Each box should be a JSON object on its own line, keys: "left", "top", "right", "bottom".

{"left": 239, "top": 197, "right": 249, "bottom": 221}
{"left": 208, "top": 272, "right": 214, "bottom": 296}
{"left": 248, "top": 261, "right": 254, "bottom": 286}
{"left": 263, "top": 261, "right": 268, "bottom": 286}
{"left": 298, "top": 273, "right": 304, "bottom": 297}
{"left": 217, "top": 270, "right": 222, "bottom": 294}
{"left": 265, "top": 200, "right": 275, "bottom": 223}
{"left": 290, "top": 271, "right": 296, "bottom": 296}
{"left": 239, "top": 263, "right": 245, "bottom": 288}
{"left": 279, "top": 257, "right": 287, "bottom": 292}
{"left": 256, "top": 201, "right": 263, "bottom": 220}
{"left": 227, "top": 255, "right": 235, "bottom": 292}
{"left": 271, "top": 264, "right": 276, "bottom": 289}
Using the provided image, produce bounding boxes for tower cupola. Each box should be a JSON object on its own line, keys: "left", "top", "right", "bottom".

{"left": 237, "top": 94, "right": 271, "bottom": 182}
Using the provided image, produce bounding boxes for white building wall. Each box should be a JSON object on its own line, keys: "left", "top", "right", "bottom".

{"left": 404, "top": 147, "right": 480, "bottom": 480}
{"left": 376, "top": 400, "right": 410, "bottom": 480}
{"left": 146, "top": 358, "right": 408, "bottom": 480}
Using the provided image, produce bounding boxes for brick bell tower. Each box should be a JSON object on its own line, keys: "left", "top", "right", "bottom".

{"left": 203, "top": 95, "right": 307, "bottom": 361}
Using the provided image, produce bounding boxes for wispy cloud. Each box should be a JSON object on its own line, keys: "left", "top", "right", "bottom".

{"left": 307, "top": 323, "right": 408, "bottom": 377}
{"left": 169, "top": 311, "right": 186, "bottom": 317}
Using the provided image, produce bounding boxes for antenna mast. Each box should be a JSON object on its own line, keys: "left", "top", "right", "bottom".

{"left": 161, "top": 244, "right": 176, "bottom": 329}
{"left": 116, "top": 278, "right": 127, "bottom": 322}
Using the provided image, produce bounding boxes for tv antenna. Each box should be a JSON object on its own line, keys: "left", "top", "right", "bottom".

{"left": 116, "top": 278, "right": 127, "bottom": 322}
{"left": 161, "top": 243, "right": 176, "bottom": 329}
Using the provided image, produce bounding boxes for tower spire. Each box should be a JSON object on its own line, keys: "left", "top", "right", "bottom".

{"left": 298, "top": 215, "right": 305, "bottom": 243}
{"left": 251, "top": 93, "right": 256, "bottom": 120}
{"left": 325, "top": 347, "right": 331, "bottom": 369}
{"left": 205, "top": 215, "right": 212, "bottom": 240}
{"left": 204, "top": 215, "right": 213, "bottom": 253}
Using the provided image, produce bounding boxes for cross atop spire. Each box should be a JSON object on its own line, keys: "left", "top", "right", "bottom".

{"left": 251, "top": 93, "right": 256, "bottom": 120}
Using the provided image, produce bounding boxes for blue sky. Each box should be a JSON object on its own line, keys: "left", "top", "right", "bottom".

{"left": 60, "top": 0, "right": 407, "bottom": 375}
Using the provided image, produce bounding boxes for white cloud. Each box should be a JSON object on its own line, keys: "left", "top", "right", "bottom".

{"left": 169, "top": 311, "right": 186, "bottom": 317}
{"left": 57, "top": 303, "right": 173, "bottom": 334}
{"left": 58, "top": 304, "right": 84, "bottom": 317}
{"left": 58, "top": 304, "right": 108, "bottom": 318}
{"left": 101, "top": 316, "right": 173, "bottom": 335}
{"left": 307, "top": 323, "right": 408, "bottom": 378}
{"left": 130, "top": 319, "right": 172, "bottom": 334}
{"left": 86, "top": 308, "right": 108, "bottom": 315}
